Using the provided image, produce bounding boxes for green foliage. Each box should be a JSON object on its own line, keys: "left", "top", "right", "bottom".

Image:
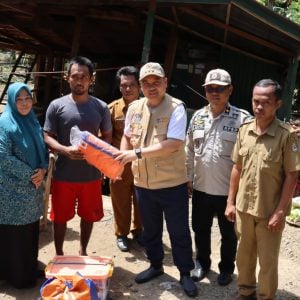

{"left": 286, "top": 1, "right": 300, "bottom": 23}
{"left": 256, "top": 0, "right": 300, "bottom": 24}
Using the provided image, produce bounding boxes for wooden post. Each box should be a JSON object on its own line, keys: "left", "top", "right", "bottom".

{"left": 141, "top": 0, "right": 156, "bottom": 64}
{"left": 70, "top": 14, "right": 84, "bottom": 58}
{"left": 43, "top": 53, "right": 54, "bottom": 108}
{"left": 164, "top": 26, "right": 178, "bottom": 82}
{"left": 278, "top": 57, "right": 299, "bottom": 121}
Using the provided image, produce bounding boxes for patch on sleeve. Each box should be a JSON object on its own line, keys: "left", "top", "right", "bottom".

{"left": 292, "top": 142, "right": 299, "bottom": 152}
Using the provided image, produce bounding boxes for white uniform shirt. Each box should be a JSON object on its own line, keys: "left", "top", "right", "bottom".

{"left": 185, "top": 103, "right": 251, "bottom": 196}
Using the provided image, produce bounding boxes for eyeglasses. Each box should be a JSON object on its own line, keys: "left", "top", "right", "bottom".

{"left": 205, "top": 86, "right": 228, "bottom": 93}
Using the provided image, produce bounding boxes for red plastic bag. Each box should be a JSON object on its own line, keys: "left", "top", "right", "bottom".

{"left": 70, "top": 126, "right": 124, "bottom": 180}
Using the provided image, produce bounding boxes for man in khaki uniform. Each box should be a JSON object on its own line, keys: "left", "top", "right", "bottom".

{"left": 225, "top": 79, "right": 300, "bottom": 300}
{"left": 108, "top": 66, "right": 142, "bottom": 252}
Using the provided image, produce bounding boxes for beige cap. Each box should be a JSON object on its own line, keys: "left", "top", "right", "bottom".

{"left": 202, "top": 69, "right": 231, "bottom": 86}
{"left": 139, "top": 62, "right": 165, "bottom": 80}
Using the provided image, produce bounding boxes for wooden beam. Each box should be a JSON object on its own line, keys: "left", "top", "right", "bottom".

{"left": 0, "top": 32, "right": 25, "bottom": 48}
{"left": 0, "top": 2, "right": 34, "bottom": 16}
{"left": 155, "top": 14, "right": 284, "bottom": 67}
{"left": 179, "top": 7, "right": 293, "bottom": 57}
{"left": 0, "top": 17, "right": 50, "bottom": 50}
{"left": 0, "top": 39, "right": 54, "bottom": 55}
{"left": 0, "top": 41, "right": 23, "bottom": 51}
{"left": 10, "top": 26, "right": 47, "bottom": 48}
{"left": 0, "top": 14, "right": 70, "bottom": 49}
{"left": 171, "top": 6, "right": 179, "bottom": 24}
{"left": 224, "top": 2, "right": 231, "bottom": 44}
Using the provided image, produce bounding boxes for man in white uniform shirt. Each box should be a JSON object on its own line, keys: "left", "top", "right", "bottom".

{"left": 185, "top": 69, "right": 251, "bottom": 286}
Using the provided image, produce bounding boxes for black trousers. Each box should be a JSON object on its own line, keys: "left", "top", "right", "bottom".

{"left": 135, "top": 183, "right": 194, "bottom": 274}
{"left": 192, "top": 190, "right": 237, "bottom": 274}
{"left": 0, "top": 220, "right": 39, "bottom": 288}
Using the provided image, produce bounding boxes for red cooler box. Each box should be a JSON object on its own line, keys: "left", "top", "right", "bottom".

{"left": 45, "top": 255, "right": 113, "bottom": 300}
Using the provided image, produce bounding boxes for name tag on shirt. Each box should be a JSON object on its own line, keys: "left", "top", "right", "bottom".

{"left": 193, "top": 130, "right": 204, "bottom": 139}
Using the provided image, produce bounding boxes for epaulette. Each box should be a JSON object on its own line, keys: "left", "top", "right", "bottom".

{"left": 107, "top": 101, "right": 115, "bottom": 109}
{"left": 240, "top": 118, "right": 254, "bottom": 127}
{"left": 224, "top": 105, "right": 230, "bottom": 114}
{"left": 239, "top": 108, "right": 251, "bottom": 116}
{"left": 230, "top": 105, "right": 251, "bottom": 116}
{"left": 108, "top": 98, "right": 126, "bottom": 109}
{"left": 279, "top": 121, "right": 294, "bottom": 132}
{"left": 202, "top": 105, "right": 210, "bottom": 114}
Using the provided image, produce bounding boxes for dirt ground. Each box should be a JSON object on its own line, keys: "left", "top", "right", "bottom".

{"left": 0, "top": 195, "right": 299, "bottom": 300}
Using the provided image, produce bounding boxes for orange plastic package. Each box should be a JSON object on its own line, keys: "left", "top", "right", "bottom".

{"left": 77, "top": 130, "right": 124, "bottom": 180}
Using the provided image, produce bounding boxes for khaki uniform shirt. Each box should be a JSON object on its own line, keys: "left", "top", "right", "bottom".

{"left": 108, "top": 98, "right": 127, "bottom": 149}
{"left": 186, "top": 103, "right": 251, "bottom": 195}
{"left": 233, "top": 118, "right": 300, "bottom": 218}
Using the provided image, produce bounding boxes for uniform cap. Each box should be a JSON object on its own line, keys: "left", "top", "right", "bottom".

{"left": 203, "top": 69, "right": 231, "bottom": 86}
{"left": 139, "top": 62, "right": 165, "bottom": 81}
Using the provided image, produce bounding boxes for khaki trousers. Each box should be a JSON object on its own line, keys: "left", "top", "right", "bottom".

{"left": 110, "top": 163, "right": 142, "bottom": 237}
{"left": 235, "top": 210, "right": 283, "bottom": 300}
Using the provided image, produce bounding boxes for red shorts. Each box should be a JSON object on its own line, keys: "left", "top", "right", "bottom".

{"left": 50, "top": 179, "right": 103, "bottom": 223}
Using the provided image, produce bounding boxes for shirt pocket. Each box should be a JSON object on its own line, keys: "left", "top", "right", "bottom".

{"left": 130, "top": 128, "right": 143, "bottom": 147}
{"left": 239, "top": 147, "right": 248, "bottom": 154}
{"left": 153, "top": 123, "right": 168, "bottom": 143}
{"left": 238, "top": 147, "right": 248, "bottom": 158}
{"left": 193, "top": 130, "right": 204, "bottom": 154}
{"left": 261, "top": 149, "right": 281, "bottom": 174}
{"left": 220, "top": 131, "right": 237, "bottom": 157}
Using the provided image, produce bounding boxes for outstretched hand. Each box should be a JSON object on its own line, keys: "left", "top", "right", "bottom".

{"left": 115, "top": 150, "right": 136, "bottom": 165}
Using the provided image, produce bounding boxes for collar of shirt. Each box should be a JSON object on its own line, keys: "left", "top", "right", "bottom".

{"left": 249, "top": 118, "right": 278, "bottom": 137}
{"left": 206, "top": 103, "right": 233, "bottom": 120}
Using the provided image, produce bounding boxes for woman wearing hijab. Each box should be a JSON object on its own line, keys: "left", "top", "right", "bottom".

{"left": 0, "top": 82, "right": 48, "bottom": 288}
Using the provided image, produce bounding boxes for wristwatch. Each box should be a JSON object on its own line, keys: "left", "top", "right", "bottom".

{"left": 135, "top": 148, "right": 142, "bottom": 159}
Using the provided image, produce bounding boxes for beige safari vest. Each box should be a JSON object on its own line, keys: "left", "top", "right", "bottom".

{"left": 127, "top": 94, "right": 188, "bottom": 189}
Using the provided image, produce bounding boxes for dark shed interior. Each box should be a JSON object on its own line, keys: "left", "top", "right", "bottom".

{"left": 0, "top": 0, "right": 299, "bottom": 121}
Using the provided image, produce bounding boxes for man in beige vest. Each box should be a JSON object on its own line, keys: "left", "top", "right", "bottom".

{"left": 116, "top": 62, "right": 197, "bottom": 298}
